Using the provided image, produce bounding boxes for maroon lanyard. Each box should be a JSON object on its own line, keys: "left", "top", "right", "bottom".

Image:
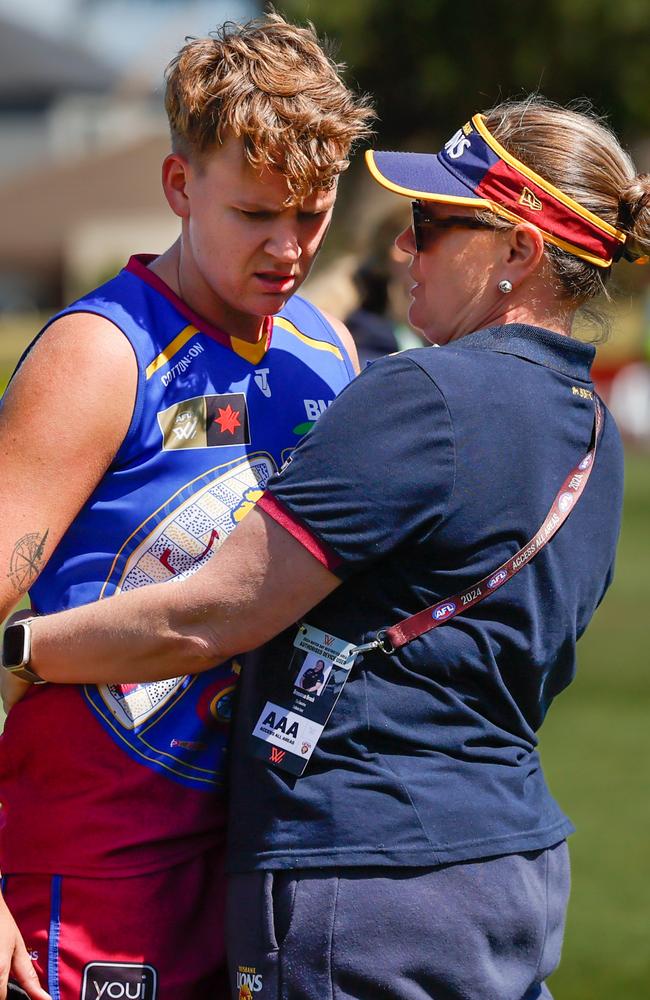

{"left": 356, "top": 398, "right": 603, "bottom": 657}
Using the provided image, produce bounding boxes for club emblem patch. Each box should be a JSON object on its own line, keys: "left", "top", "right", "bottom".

{"left": 99, "top": 677, "right": 186, "bottom": 730}
{"left": 158, "top": 393, "right": 251, "bottom": 449}
{"left": 84, "top": 455, "right": 275, "bottom": 787}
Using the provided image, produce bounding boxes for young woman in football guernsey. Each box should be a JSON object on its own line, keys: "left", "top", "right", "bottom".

{"left": 0, "top": 12, "right": 373, "bottom": 1000}
{"left": 5, "top": 99, "right": 650, "bottom": 999}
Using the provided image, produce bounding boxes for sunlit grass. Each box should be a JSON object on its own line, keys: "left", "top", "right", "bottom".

{"left": 544, "top": 453, "right": 650, "bottom": 998}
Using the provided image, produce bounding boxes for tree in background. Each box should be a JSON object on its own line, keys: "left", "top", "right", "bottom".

{"left": 278, "top": 0, "right": 650, "bottom": 146}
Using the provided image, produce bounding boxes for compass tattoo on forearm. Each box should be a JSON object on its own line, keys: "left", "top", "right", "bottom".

{"left": 7, "top": 529, "right": 49, "bottom": 594}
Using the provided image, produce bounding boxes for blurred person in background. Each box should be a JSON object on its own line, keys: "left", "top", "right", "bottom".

{"left": 4, "top": 100, "right": 650, "bottom": 999}
{"left": 0, "top": 11, "right": 372, "bottom": 1000}
{"left": 344, "top": 205, "right": 423, "bottom": 365}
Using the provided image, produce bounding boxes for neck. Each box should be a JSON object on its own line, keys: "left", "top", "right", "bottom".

{"left": 149, "top": 240, "right": 266, "bottom": 343}
{"left": 497, "top": 264, "right": 577, "bottom": 338}
{"left": 453, "top": 270, "right": 576, "bottom": 342}
{"left": 491, "top": 300, "right": 574, "bottom": 338}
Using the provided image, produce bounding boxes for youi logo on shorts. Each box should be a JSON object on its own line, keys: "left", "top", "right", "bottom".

{"left": 432, "top": 601, "right": 457, "bottom": 621}
{"left": 81, "top": 962, "right": 157, "bottom": 1000}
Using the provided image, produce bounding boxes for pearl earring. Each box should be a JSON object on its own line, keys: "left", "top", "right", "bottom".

{"left": 498, "top": 280, "right": 513, "bottom": 294}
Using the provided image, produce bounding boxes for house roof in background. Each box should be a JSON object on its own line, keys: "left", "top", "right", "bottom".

{"left": 0, "top": 13, "right": 116, "bottom": 100}
{"left": 0, "top": 133, "right": 170, "bottom": 267}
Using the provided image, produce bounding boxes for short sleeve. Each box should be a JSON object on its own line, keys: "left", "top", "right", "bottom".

{"left": 262, "top": 353, "right": 455, "bottom": 578}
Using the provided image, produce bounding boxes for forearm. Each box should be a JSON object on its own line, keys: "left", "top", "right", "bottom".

{"left": 29, "top": 583, "right": 220, "bottom": 685}
{"left": 25, "top": 508, "right": 338, "bottom": 686}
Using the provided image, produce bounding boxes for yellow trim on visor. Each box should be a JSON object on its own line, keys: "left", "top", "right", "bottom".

{"left": 471, "top": 114, "right": 625, "bottom": 243}
{"left": 365, "top": 119, "right": 627, "bottom": 270}
{"left": 365, "top": 148, "right": 491, "bottom": 210}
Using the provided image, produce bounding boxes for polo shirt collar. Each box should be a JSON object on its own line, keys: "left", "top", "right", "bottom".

{"left": 452, "top": 323, "right": 595, "bottom": 380}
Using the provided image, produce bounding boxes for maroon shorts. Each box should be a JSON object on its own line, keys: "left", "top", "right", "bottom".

{"left": 2, "top": 849, "right": 227, "bottom": 1000}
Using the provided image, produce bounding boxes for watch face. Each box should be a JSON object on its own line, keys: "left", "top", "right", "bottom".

{"left": 2, "top": 624, "right": 27, "bottom": 668}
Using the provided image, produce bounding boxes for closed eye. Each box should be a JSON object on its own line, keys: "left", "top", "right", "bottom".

{"left": 298, "top": 211, "right": 328, "bottom": 223}
{"left": 238, "top": 209, "right": 274, "bottom": 220}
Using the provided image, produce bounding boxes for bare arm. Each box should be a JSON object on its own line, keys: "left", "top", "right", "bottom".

{"left": 0, "top": 313, "right": 138, "bottom": 620}
{"left": 28, "top": 507, "right": 340, "bottom": 685}
{"left": 0, "top": 312, "right": 137, "bottom": 1000}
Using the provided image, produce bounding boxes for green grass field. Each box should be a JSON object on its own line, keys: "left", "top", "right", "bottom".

{"left": 544, "top": 452, "right": 650, "bottom": 998}
{"left": 0, "top": 338, "right": 648, "bottom": 996}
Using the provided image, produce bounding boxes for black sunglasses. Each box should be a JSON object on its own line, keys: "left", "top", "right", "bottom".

{"left": 411, "top": 201, "right": 494, "bottom": 252}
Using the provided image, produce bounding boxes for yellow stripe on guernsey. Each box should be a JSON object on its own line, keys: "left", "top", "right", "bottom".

{"left": 273, "top": 315, "right": 344, "bottom": 360}
{"left": 146, "top": 324, "right": 199, "bottom": 380}
{"left": 230, "top": 331, "right": 271, "bottom": 366}
{"left": 147, "top": 314, "right": 342, "bottom": 378}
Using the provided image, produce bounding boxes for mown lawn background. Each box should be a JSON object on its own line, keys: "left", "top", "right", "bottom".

{"left": 544, "top": 452, "right": 650, "bottom": 999}
{"left": 1, "top": 323, "right": 649, "bottom": 998}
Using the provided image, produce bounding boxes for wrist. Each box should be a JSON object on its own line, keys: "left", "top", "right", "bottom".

{"left": 2, "top": 616, "right": 46, "bottom": 684}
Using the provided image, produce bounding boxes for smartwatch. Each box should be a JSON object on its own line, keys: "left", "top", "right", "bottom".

{"left": 2, "top": 618, "right": 45, "bottom": 684}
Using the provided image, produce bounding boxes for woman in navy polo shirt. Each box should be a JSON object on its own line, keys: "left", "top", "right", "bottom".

{"left": 12, "top": 97, "right": 650, "bottom": 999}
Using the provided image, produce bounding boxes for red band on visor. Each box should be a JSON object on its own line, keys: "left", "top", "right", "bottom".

{"left": 475, "top": 155, "right": 621, "bottom": 265}
{"left": 469, "top": 115, "right": 625, "bottom": 266}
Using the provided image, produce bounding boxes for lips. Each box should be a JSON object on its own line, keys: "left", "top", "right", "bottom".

{"left": 254, "top": 272, "right": 296, "bottom": 294}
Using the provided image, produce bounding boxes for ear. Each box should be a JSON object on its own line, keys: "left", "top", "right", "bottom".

{"left": 162, "top": 153, "right": 192, "bottom": 220}
{"left": 502, "top": 222, "right": 546, "bottom": 283}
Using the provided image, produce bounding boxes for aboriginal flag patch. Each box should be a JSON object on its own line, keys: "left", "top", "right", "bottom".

{"left": 158, "top": 393, "right": 251, "bottom": 450}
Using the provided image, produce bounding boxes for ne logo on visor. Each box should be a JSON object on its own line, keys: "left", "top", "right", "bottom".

{"left": 519, "top": 187, "right": 543, "bottom": 211}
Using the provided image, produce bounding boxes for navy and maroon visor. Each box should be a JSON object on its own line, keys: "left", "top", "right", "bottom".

{"left": 366, "top": 114, "right": 629, "bottom": 268}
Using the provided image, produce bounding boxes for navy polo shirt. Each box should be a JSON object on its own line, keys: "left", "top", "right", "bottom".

{"left": 228, "top": 324, "right": 624, "bottom": 872}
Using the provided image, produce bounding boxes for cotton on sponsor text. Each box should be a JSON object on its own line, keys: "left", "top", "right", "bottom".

{"left": 160, "top": 342, "right": 204, "bottom": 386}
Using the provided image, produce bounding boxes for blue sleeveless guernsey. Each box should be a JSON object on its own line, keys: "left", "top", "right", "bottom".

{"left": 0, "top": 255, "right": 355, "bottom": 877}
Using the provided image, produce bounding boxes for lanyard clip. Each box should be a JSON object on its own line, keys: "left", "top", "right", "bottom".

{"left": 351, "top": 630, "right": 395, "bottom": 657}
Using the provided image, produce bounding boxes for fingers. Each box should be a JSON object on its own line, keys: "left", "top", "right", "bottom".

{"left": 0, "top": 909, "right": 51, "bottom": 1000}
{"left": 0, "top": 675, "right": 32, "bottom": 716}
{"left": 8, "top": 943, "right": 52, "bottom": 1000}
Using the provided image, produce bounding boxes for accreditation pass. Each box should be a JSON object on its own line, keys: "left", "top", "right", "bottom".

{"left": 250, "top": 623, "right": 357, "bottom": 776}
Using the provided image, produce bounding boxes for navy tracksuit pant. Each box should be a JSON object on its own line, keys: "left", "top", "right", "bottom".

{"left": 226, "top": 841, "right": 569, "bottom": 999}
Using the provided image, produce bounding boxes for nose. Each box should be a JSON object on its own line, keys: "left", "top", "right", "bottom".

{"left": 265, "top": 223, "right": 302, "bottom": 262}
{"left": 395, "top": 224, "right": 416, "bottom": 256}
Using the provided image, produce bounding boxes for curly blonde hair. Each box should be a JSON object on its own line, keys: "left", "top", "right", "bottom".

{"left": 165, "top": 11, "right": 375, "bottom": 202}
